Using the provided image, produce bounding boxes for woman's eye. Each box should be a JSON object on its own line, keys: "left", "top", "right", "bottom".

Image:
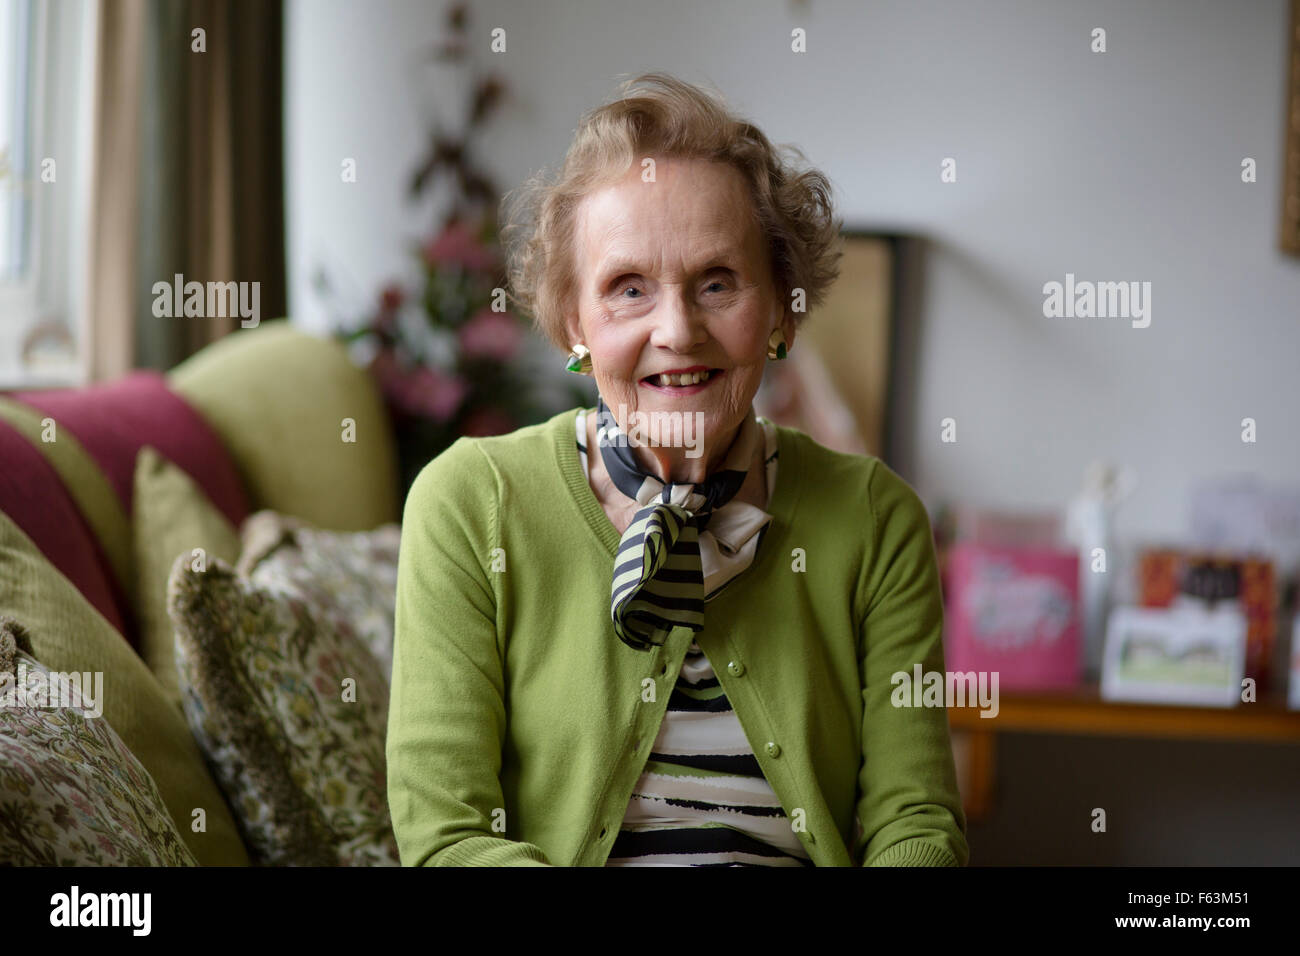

{"left": 705, "top": 281, "right": 725, "bottom": 293}
{"left": 620, "top": 286, "right": 642, "bottom": 299}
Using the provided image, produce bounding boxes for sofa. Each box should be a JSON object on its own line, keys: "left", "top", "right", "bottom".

{"left": 0, "top": 319, "right": 402, "bottom": 865}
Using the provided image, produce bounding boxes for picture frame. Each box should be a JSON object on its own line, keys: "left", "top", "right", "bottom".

{"left": 1282, "top": 0, "right": 1300, "bottom": 255}
{"left": 1289, "top": 615, "right": 1300, "bottom": 710}
{"left": 1101, "top": 603, "right": 1247, "bottom": 708}
{"left": 754, "top": 231, "right": 904, "bottom": 459}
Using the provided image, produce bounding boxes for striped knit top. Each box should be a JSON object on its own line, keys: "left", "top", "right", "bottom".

{"left": 576, "top": 410, "right": 813, "bottom": 867}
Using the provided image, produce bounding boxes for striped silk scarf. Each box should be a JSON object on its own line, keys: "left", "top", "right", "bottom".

{"left": 595, "top": 396, "right": 771, "bottom": 652}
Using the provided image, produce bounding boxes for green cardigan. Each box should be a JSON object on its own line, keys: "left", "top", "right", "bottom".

{"left": 386, "top": 406, "right": 969, "bottom": 866}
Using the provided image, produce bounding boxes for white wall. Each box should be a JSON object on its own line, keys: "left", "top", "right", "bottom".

{"left": 286, "top": 0, "right": 1300, "bottom": 546}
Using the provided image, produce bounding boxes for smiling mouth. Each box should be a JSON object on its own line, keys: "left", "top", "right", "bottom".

{"left": 640, "top": 368, "right": 724, "bottom": 388}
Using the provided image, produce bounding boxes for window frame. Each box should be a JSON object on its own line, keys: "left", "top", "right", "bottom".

{"left": 0, "top": 0, "right": 97, "bottom": 388}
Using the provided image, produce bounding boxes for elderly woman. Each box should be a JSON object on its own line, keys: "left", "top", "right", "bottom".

{"left": 386, "top": 73, "right": 968, "bottom": 867}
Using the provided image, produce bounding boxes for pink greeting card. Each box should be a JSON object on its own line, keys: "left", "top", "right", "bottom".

{"left": 944, "top": 541, "right": 1081, "bottom": 690}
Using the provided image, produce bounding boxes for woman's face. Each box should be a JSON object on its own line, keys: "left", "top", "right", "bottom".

{"left": 566, "top": 156, "right": 795, "bottom": 479}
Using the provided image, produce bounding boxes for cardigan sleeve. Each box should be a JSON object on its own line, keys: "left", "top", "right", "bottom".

{"left": 854, "top": 459, "right": 970, "bottom": 867}
{"left": 386, "top": 438, "right": 554, "bottom": 866}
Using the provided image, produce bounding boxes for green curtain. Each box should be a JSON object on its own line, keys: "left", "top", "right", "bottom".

{"left": 131, "top": 0, "right": 286, "bottom": 371}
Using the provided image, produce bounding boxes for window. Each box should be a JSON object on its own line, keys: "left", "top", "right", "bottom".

{"left": 0, "top": 0, "right": 96, "bottom": 387}
{"left": 0, "top": 0, "right": 33, "bottom": 285}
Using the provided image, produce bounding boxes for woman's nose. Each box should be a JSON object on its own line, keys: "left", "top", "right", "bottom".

{"left": 647, "top": 288, "right": 707, "bottom": 352}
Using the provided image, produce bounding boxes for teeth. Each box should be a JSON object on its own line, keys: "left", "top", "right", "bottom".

{"left": 655, "top": 370, "right": 712, "bottom": 387}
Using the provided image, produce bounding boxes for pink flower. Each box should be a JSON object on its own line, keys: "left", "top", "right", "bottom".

{"left": 379, "top": 284, "right": 404, "bottom": 312}
{"left": 375, "top": 284, "right": 404, "bottom": 337}
{"left": 421, "top": 221, "right": 499, "bottom": 272}
{"left": 369, "top": 348, "right": 469, "bottom": 423}
{"left": 403, "top": 365, "right": 470, "bottom": 423}
{"left": 457, "top": 308, "right": 522, "bottom": 362}
{"left": 69, "top": 791, "right": 93, "bottom": 816}
{"left": 460, "top": 406, "right": 515, "bottom": 437}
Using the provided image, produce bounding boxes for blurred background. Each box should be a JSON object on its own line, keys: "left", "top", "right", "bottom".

{"left": 2, "top": 0, "right": 1298, "bottom": 864}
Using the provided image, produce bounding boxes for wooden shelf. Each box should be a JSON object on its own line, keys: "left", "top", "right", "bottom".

{"left": 948, "top": 684, "right": 1300, "bottom": 742}
{"left": 947, "top": 684, "right": 1300, "bottom": 823}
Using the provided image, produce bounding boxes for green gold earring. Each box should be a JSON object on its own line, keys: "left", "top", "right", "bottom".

{"left": 565, "top": 343, "right": 593, "bottom": 375}
{"left": 766, "top": 329, "right": 788, "bottom": 361}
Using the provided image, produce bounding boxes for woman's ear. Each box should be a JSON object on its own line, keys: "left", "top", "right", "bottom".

{"left": 776, "top": 303, "right": 797, "bottom": 353}
{"left": 562, "top": 310, "right": 583, "bottom": 349}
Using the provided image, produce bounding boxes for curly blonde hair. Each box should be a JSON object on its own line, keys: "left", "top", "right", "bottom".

{"left": 499, "top": 72, "right": 843, "bottom": 352}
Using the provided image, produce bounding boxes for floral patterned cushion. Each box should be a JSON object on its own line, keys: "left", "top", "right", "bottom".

{"left": 0, "top": 617, "right": 199, "bottom": 866}
{"left": 166, "top": 539, "right": 400, "bottom": 866}
{"left": 235, "top": 511, "right": 400, "bottom": 681}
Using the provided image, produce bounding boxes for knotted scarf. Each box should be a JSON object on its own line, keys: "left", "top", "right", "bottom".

{"left": 594, "top": 396, "right": 772, "bottom": 651}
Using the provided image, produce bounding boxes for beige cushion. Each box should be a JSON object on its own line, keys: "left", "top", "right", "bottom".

{"left": 168, "top": 526, "right": 399, "bottom": 865}
{"left": 0, "top": 617, "right": 199, "bottom": 866}
{"left": 237, "top": 510, "right": 400, "bottom": 680}
{"left": 0, "top": 510, "right": 250, "bottom": 865}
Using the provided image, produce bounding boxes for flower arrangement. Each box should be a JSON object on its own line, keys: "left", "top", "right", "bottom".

{"left": 325, "top": 2, "right": 587, "bottom": 500}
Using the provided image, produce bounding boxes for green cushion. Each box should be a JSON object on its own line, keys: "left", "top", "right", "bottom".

{"left": 0, "top": 397, "right": 135, "bottom": 605}
{"left": 0, "top": 510, "right": 250, "bottom": 865}
{"left": 133, "top": 446, "right": 241, "bottom": 710}
{"left": 167, "top": 319, "right": 399, "bottom": 532}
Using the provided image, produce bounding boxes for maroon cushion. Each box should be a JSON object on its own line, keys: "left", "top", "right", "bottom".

{"left": 12, "top": 370, "right": 250, "bottom": 527}
{"left": 0, "top": 420, "right": 131, "bottom": 636}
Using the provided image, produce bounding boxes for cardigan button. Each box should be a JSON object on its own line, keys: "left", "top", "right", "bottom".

{"left": 727, "top": 660, "right": 745, "bottom": 677}
{"left": 766, "top": 741, "right": 781, "bottom": 758}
